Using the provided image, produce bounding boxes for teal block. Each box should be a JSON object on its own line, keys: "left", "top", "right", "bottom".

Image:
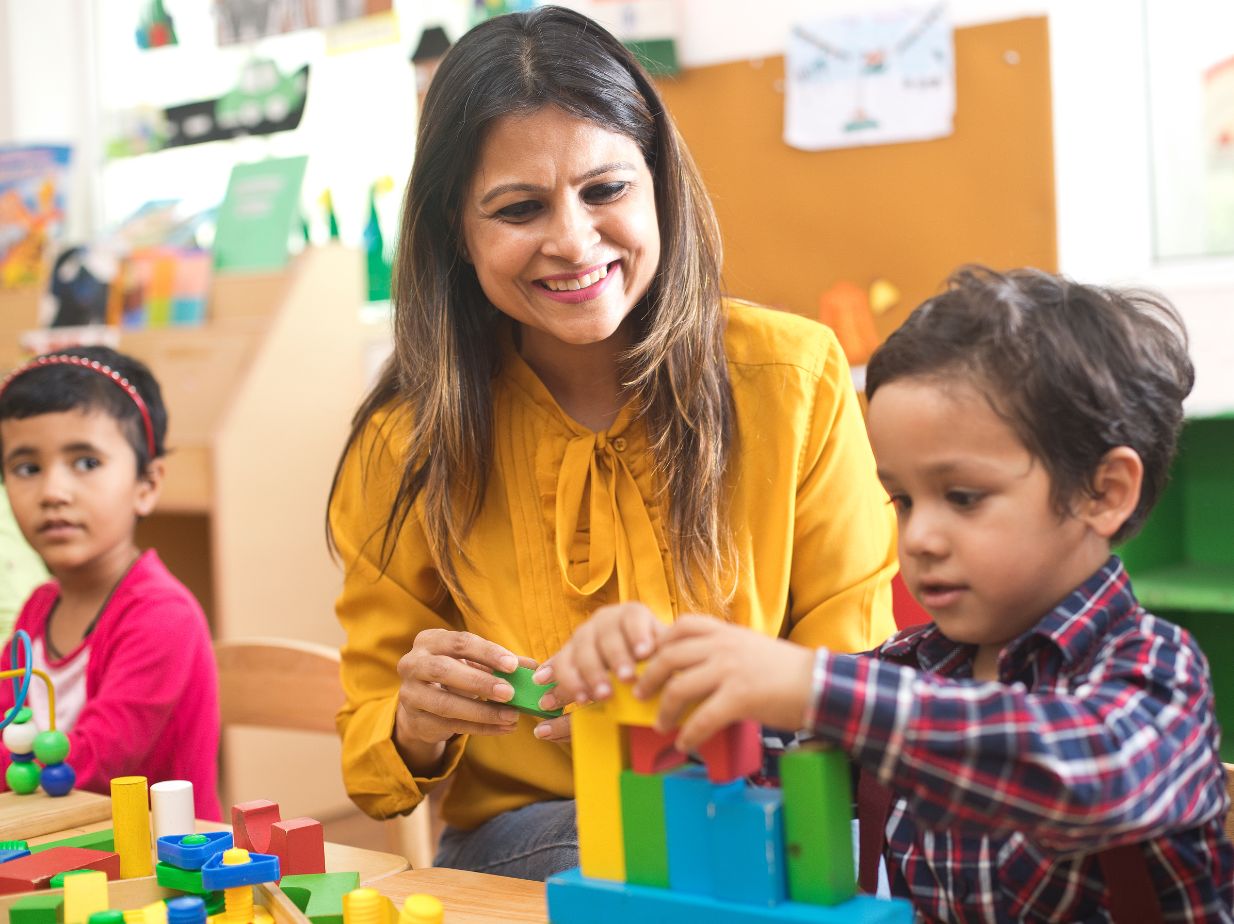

{"left": 663, "top": 765, "right": 742, "bottom": 896}
{"left": 546, "top": 866, "right": 912, "bottom": 923}
{"left": 781, "top": 746, "right": 856, "bottom": 906}
{"left": 620, "top": 770, "right": 669, "bottom": 887}
{"left": 709, "top": 784, "right": 787, "bottom": 906}
{"left": 494, "top": 665, "right": 562, "bottom": 719}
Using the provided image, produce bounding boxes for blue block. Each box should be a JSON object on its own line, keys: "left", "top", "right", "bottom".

{"left": 0, "top": 847, "right": 30, "bottom": 864}
{"left": 200, "top": 849, "right": 280, "bottom": 889}
{"left": 546, "top": 867, "right": 912, "bottom": 923}
{"left": 709, "top": 785, "right": 787, "bottom": 906}
{"left": 157, "top": 831, "right": 234, "bottom": 869}
{"left": 663, "top": 765, "right": 743, "bottom": 896}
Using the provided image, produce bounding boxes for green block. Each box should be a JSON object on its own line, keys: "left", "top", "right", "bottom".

{"left": 0, "top": 839, "right": 28, "bottom": 850}
{"left": 156, "top": 860, "right": 208, "bottom": 894}
{"left": 494, "top": 665, "right": 562, "bottom": 719}
{"left": 781, "top": 745, "right": 856, "bottom": 906}
{"left": 10, "top": 892, "right": 62, "bottom": 924}
{"left": 279, "top": 871, "right": 361, "bottom": 924}
{"left": 30, "top": 828, "right": 115, "bottom": 853}
{"left": 620, "top": 770, "right": 669, "bottom": 887}
{"left": 48, "top": 868, "right": 96, "bottom": 889}
{"left": 204, "top": 891, "right": 225, "bottom": 915}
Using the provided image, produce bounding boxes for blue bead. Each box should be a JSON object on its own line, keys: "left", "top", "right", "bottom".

{"left": 167, "top": 895, "right": 208, "bottom": 924}
{"left": 39, "top": 761, "right": 76, "bottom": 796}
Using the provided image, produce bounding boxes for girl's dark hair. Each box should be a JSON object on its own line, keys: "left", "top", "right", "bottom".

{"left": 866, "top": 265, "right": 1194, "bottom": 543}
{"left": 0, "top": 346, "right": 168, "bottom": 474}
{"left": 329, "top": 6, "right": 733, "bottom": 611}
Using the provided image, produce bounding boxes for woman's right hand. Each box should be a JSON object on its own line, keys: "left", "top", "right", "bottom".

{"left": 392, "top": 628, "right": 523, "bottom": 775}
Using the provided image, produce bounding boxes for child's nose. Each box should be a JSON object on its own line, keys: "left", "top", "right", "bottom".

{"left": 900, "top": 511, "right": 948, "bottom": 559}
{"left": 39, "top": 466, "right": 72, "bottom": 505}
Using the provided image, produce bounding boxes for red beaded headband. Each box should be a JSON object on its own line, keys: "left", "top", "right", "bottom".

{"left": 0, "top": 354, "right": 158, "bottom": 460}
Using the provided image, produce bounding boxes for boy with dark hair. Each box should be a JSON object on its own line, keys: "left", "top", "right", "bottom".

{"left": 548, "top": 267, "right": 1233, "bottom": 920}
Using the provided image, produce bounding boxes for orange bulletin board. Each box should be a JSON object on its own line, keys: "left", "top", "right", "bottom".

{"left": 655, "top": 17, "right": 1057, "bottom": 341}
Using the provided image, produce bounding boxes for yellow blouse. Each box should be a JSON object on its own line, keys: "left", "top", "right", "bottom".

{"left": 330, "top": 302, "right": 897, "bottom": 830}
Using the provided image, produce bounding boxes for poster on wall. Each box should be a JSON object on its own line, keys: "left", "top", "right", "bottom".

{"left": 216, "top": 0, "right": 393, "bottom": 46}
{"left": 1205, "top": 55, "right": 1234, "bottom": 252}
{"left": 0, "top": 145, "right": 72, "bottom": 290}
{"left": 785, "top": 4, "right": 954, "bottom": 152}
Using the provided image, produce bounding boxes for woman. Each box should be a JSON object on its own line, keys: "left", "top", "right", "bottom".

{"left": 328, "top": 5, "right": 897, "bottom": 880}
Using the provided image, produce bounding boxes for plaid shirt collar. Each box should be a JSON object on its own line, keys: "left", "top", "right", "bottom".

{"left": 879, "top": 555, "right": 1135, "bottom": 676}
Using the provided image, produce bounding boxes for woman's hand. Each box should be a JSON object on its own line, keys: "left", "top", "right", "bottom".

{"left": 392, "top": 628, "right": 523, "bottom": 775}
{"left": 533, "top": 602, "right": 666, "bottom": 714}
{"left": 634, "top": 615, "right": 815, "bottom": 752}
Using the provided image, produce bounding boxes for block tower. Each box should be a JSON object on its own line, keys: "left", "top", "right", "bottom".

{"left": 545, "top": 680, "right": 913, "bottom": 922}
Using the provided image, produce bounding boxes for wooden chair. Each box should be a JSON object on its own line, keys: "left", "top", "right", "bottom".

{"left": 214, "top": 637, "right": 437, "bottom": 868}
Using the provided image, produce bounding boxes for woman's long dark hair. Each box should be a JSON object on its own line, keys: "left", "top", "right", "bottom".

{"left": 329, "top": 6, "right": 734, "bottom": 611}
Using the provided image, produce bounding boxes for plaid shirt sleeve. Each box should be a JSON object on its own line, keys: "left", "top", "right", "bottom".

{"left": 807, "top": 625, "right": 1227, "bottom": 852}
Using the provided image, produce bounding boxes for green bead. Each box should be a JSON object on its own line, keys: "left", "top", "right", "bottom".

{"left": 6, "top": 760, "right": 40, "bottom": 794}
{"left": 32, "top": 730, "right": 70, "bottom": 765}
{"left": 180, "top": 833, "right": 209, "bottom": 845}
{"left": 88, "top": 911, "right": 127, "bottom": 924}
{"left": 5, "top": 706, "right": 32, "bottom": 725}
{"left": 49, "top": 869, "right": 94, "bottom": 888}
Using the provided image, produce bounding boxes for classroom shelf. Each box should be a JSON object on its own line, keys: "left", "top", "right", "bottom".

{"left": 1121, "top": 414, "right": 1234, "bottom": 759}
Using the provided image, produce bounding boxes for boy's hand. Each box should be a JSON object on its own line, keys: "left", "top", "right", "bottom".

{"left": 634, "top": 615, "right": 815, "bottom": 752}
{"left": 533, "top": 602, "right": 666, "bottom": 711}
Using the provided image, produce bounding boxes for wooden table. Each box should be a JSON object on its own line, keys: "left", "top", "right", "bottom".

{"left": 25, "top": 816, "right": 410, "bottom": 884}
{"left": 368, "top": 867, "right": 548, "bottom": 923}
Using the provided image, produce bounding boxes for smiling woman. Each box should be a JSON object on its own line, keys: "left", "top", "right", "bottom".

{"left": 327, "top": 5, "right": 898, "bottom": 880}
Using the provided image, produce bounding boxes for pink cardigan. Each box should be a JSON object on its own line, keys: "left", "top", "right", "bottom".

{"left": 0, "top": 550, "right": 221, "bottom": 819}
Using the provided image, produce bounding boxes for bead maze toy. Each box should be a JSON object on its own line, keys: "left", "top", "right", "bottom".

{"left": 545, "top": 678, "right": 914, "bottom": 922}
{"left": 2, "top": 631, "right": 76, "bottom": 799}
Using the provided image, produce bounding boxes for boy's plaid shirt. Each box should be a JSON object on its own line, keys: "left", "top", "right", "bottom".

{"left": 811, "top": 557, "right": 1234, "bottom": 922}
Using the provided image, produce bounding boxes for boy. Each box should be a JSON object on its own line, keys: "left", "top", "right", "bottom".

{"left": 0, "top": 347, "right": 220, "bottom": 819}
{"left": 549, "top": 267, "right": 1233, "bottom": 920}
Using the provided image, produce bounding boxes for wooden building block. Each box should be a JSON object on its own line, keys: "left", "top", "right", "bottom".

{"left": 619, "top": 770, "right": 669, "bottom": 888}
{"left": 546, "top": 866, "right": 912, "bottom": 922}
{"left": 110, "top": 776, "right": 152, "bottom": 879}
{"left": 781, "top": 746, "right": 856, "bottom": 906}
{"left": 0, "top": 789, "right": 112, "bottom": 841}
{"left": 493, "top": 666, "right": 562, "bottom": 719}
{"left": 628, "top": 725, "right": 687, "bottom": 775}
{"left": 62, "top": 868, "right": 108, "bottom": 924}
{"left": 279, "top": 871, "right": 361, "bottom": 924}
{"left": 0, "top": 846, "right": 120, "bottom": 894}
{"left": 29, "top": 829, "right": 114, "bottom": 854}
{"left": 270, "top": 817, "right": 326, "bottom": 877}
{"left": 9, "top": 892, "right": 62, "bottom": 924}
{"left": 232, "top": 800, "right": 282, "bottom": 853}
{"left": 571, "top": 705, "right": 627, "bottom": 882}
{"left": 663, "top": 766, "right": 742, "bottom": 897}
{"left": 602, "top": 679, "right": 659, "bottom": 727}
{"left": 709, "top": 785, "right": 786, "bottom": 907}
{"left": 698, "top": 720, "right": 762, "bottom": 784}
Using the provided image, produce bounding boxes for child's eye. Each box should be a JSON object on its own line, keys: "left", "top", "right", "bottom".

{"left": 11, "top": 462, "right": 37, "bottom": 478}
{"left": 584, "top": 181, "right": 628, "bottom": 204}
{"left": 886, "top": 493, "right": 911, "bottom": 514}
{"left": 946, "top": 490, "right": 984, "bottom": 509}
{"left": 495, "top": 200, "right": 542, "bottom": 222}
{"left": 73, "top": 457, "right": 102, "bottom": 472}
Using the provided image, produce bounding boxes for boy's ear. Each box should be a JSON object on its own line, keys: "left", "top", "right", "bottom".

{"left": 134, "top": 458, "right": 165, "bottom": 518}
{"left": 1079, "top": 447, "right": 1143, "bottom": 538}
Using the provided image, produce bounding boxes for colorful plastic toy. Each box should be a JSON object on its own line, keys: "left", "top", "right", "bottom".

{"left": 1, "top": 631, "right": 76, "bottom": 799}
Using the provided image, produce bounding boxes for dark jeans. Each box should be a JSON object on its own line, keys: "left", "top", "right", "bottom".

{"left": 434, "top": 798, "right": 579, "bottom": 882}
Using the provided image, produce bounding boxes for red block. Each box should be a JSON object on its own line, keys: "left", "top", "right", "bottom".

{"left": 0, "top": 846, "right": 120, "bottom": 894}
{"left": 232, "top": 799, "right": 282, "bottom": 853}
{"left": 270, "top": 818, "right": 326, "bottom": 877}
{"left": 697, "top": 720, "right": 762, "bottom": 784}
{"left": 628, "top": 725, "right": 687, "bottom": 774}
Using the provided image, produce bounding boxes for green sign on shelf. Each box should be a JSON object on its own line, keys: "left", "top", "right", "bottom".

{"left": 212, "top": 155, "right": 307, "bottom": 272}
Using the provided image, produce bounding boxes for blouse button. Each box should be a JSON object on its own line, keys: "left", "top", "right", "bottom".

{"left": 613, "top": 437, "right": 628, "bottom": 452}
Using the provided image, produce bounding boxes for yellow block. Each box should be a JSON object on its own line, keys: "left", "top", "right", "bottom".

{"left": 602, "top": 678, "right": 659, "bottom": 728}
{"left": 139, "top": 899, "right": 167, "bottom": 924}
{"left": 111, "top": 775, "right": 153, "bottom": 878}
{"left": 62, "top": 869, "right": 108, "bottom": 924}
{"left": 572, "top": 705, "right": 626, "bottom": 881}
